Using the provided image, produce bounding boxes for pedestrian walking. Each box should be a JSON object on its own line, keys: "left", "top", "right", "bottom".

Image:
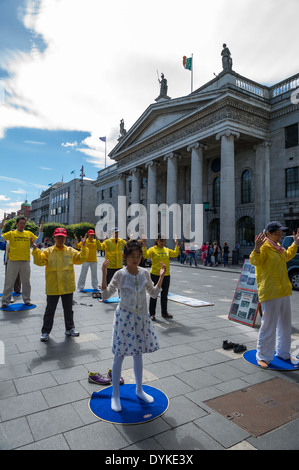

{"left": 31, "top": 227, "right": 88, "bottom": 341}
{"left": 141, "top": 234, "right": 179, "bottom": 320}
{"left": 101, "top": 239, "right": 166, "bottom": 412}
{"left": 249, "top": 222, "right": 299, "bottom": 368}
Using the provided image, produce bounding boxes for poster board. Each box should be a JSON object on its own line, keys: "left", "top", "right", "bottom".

{"left": 228, "top": 259, "right": 260, "bottom": 327}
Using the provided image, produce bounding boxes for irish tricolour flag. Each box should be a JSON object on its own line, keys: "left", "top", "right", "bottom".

{"left": 183, "top": 56, "right": 192, "bottom": 70}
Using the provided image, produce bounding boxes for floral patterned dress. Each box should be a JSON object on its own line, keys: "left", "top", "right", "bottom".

{"left": 101, "top": 267, "right": 160, "bottom": 356}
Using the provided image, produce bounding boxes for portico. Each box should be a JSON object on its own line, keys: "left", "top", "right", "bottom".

{"left": 93, "top": 68, "right": 299, "bottom": 258}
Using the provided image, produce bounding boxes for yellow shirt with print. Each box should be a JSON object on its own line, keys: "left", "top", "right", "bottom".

{"left": 75, "top": 238, "right": 101, "bottom": 262}
{"left": 98, "top": 237, "right": 126, "bottom": 269}
{"left": 2, "top": 230, "right": 38, "bottom": 261}
{"left": 142, "top": 244, "right": 179, "bottom": 276}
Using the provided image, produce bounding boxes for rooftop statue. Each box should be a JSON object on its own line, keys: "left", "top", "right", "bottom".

{"left": 221, "top": 44, "right": 233, "bottom": 72}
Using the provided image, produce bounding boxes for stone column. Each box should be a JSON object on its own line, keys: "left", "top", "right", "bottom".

{"left": 130, "top": 168, "right": 140, "bottom": 205}
{"left": 164, "top": 152, "right": 180, "bottom": 241}
{"left": 216, "top": 130, "right": 239, "bottom": 249}
{"left": 254, "top": 141, "right": 271, "bottom": 234}
{"left": 146, "top": 161, "right": 158, "bottom": 240}
{"left": 187, "top": 143, "right": 205, "bottom": 242}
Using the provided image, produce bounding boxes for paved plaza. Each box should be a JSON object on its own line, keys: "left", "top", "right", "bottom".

{"left": 0, "top": 256, "right": 298, "bottom": 450}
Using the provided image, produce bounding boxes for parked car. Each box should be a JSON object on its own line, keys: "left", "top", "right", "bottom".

{"left": 282, "top": 236, "right": 299, "bottom": 291}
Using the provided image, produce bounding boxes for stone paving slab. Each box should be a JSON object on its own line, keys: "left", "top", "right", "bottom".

{"left": 0, "top": 257, "right": 298, "bottom": 450}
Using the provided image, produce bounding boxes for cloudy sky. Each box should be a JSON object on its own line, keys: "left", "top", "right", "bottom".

{"left": 0, "top": 0, "right": 298, "bottom": 220}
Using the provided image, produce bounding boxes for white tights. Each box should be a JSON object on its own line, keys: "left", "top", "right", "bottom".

{"left": 111, "top": 354, "right": 154, "bottom": 412}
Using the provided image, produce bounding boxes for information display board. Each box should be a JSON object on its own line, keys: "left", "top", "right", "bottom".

{"left": 228, "top": 259, "right": 260, "bottom": 327}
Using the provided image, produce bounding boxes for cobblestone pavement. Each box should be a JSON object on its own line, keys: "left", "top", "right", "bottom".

{"left": 0, "top": 256, "right": 298, "bottom": 450}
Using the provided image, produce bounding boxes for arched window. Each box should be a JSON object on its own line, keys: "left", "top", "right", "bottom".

{"left": 213, "top": 177, "right": 220, "bottom": 207}
{"left": 210, "top": 218, "right": 220, "bottom": 243}
{"left": 237, "top": 216, "right": 255, "bottom": 246}
{"left": 241, "top": 170, "right": 252, "bottom": 203}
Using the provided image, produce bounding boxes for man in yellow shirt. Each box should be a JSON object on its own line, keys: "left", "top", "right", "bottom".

{"left": 141, "top": 234, "right": 179, "bottom": 320}
{"left": 0, "top": 216, "right": 43, "bottom": 309}
{"left": 98, "top": 227, "right": 126, "bottom": 285}
{"left": 74, "top": 229, "right": 101, "bottom": 291}
{"left": 32, "top": 227, "right": 88, "bottom": 341}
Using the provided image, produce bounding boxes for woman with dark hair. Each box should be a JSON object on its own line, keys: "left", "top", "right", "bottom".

{"left": 141, "top": 234, "right": 179, "bottom": 320}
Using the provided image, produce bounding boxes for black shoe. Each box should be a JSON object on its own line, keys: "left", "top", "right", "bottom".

{"left": 162, "top": 313, "right": 173, "bottom": 319}
{"left": 222, "top": 340, "right": 236, "bottom": 350}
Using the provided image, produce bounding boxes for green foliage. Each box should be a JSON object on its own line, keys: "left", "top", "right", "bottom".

{"left": 42, "top": 222, "right": 95, "bottom": 240}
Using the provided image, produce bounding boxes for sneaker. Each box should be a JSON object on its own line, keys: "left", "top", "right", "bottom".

{"left": 40, "top": 333, "right": 49, "bottom": 342}
{"left": 107, "top": 368, "right": 124, "bottom": 385}
{"left": 25, "top": 302, "right": 34, "bottom": 306}
{"left": 65, "top": 328, "right": 80, "bottom": 337}
{"left": 1, "top": 304, "right": 8, "bottom": 309}
{"left": 88, "top": 371, "right": 111, "bottom": 385}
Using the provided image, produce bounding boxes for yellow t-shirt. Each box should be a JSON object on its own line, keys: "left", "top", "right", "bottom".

{"left": 75, "top": 238, "right": 101, "bottom": 262}
{"left": 2, "top": 230, "right": 37, "bottom": 261}
{"left": 142, "top": 244, "right": 179, "bottom": 276}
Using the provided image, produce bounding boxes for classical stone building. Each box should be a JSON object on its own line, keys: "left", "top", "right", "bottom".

{"left": 93, "top": 68, "right": 299, "bottom": 257}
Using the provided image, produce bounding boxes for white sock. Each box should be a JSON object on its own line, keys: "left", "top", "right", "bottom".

{"left": 133, "top": 354, "right": 154, "bottom": 403}
{"left": 111, "top": 355, "right": 124, "bottom": 412}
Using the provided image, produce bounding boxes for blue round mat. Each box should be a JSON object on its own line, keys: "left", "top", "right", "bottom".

{"left": 89, "top": 384, "right": 169, "bottom": 425}
{"left": 243, "top": 349, "right": 299, "bottom": 370}
{"left": 0, "top": 303, "right": 36, "bottom": 312}
{"left": 0, "top": 292, "right": 22, "bottom": 297}
{"left": 79, "top": 289, "right": 101, "bottom": 293}
{"left": 101, "top": 297, "right": 119, "bottom": 303}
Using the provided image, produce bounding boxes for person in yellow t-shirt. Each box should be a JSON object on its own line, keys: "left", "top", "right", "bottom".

{"left": 141, "top": 233, "right": 179, "bottom": 320}
{"left": 98, "top": 227, "right": 126, "bottom": 285}
{"left": 0, "top": 216, "right": 43, "bottom": 309}
{"left": 32, "top": 227, "right": 88, "bottom": 342}
{"left": 74, "top": 229, "right": 101, "bottom": 291}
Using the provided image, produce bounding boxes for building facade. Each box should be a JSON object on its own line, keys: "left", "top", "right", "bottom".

{"left": 31, "top": 178, "right": 97, "bottom": 226}
{"left": 93, "top": 69, "right": 299, "bottom": 256}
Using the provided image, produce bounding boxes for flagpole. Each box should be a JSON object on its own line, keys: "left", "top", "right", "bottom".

{"left": 191, "top": 53, "right": 193, "bottom": 93}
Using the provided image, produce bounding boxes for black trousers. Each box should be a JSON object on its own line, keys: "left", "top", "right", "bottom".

{"left": 107, "top": 268, "right": 120, "bottom": 285}
{"left": 42, "top": 293, "right": 74, "bottom": 334}
{"left": 149, "top": 274, "right": 170, "bottom": 316}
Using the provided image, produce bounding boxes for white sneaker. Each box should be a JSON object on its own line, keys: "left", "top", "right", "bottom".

{"left": 40, "top": 333, "right": 49, "bottom": 342}
{"left": 65, "top": 328, "right": 80, "bottom": 337}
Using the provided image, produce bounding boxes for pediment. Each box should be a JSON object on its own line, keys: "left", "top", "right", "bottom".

{"left": 110, "top": 91, "right": 223, "bottom": 158}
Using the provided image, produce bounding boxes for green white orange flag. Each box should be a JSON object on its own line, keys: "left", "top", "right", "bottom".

{"left": 183, "top": 56, "right": 192, "bottom": 71}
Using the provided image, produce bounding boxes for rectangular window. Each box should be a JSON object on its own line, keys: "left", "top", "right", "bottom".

{"left": 285, "top": 123, "right": 298, "bottom": 149}
{"left": 285, "top": 167, "right": 299, "bottom": 197}
{"left": 109, "top": 187, "right": 113, "bottom": 198}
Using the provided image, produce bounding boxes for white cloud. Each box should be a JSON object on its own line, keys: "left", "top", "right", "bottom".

{"left": 0, "top": 195, "right": 10, "bottom": 201}
{"left": 10, "top": 188, "right": 27, "bottom": 194}
{"left": 0, "top": 0, "right": 299, "bottom": 163}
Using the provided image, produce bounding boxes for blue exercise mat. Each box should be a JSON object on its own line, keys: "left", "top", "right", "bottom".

{"left": 89, "top": 384, "right": 169, "bottom": 425}
{"left": 243, "top": 349, "right": 299, "bottom": 370}
{"left": 0, "top": 303, "right": 36, "bottom": 311}
{"left": 0, "top": 292, "right": 22, "bottom": 297}
{"left": 101, "top": 297, "right": 119, "bottom": 303}
{"left": 79, "top": 289, "right": 101, "bottom": 293}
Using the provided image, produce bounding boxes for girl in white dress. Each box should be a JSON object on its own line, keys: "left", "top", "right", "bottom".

{"left": 101, "top": 240, "right": 166, "bottom": 412}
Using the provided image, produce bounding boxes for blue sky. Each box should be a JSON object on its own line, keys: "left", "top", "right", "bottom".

{"left": 0, "top": 0, "right": 299, "bottom": 219}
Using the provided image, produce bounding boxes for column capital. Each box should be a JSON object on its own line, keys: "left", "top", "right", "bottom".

{"left": 164, "top": 152, "right": 181, "bottom": 162}
{"left": 253, "top": 140, "right": 272, "bottom": 151}
{"left": 187, "top": 142, "right": 207, "bottom": 152}
{"left": 145, "top": 160, "right": 158, "bottom": 169}
{"left": 216, "top": 130, "right": 240, "bottom": 141}
{"left": 117, "top": 173, "right": 127, "bottom": 180}
{"left": 130, "top": 167, "right": 141, "bottom": 175}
